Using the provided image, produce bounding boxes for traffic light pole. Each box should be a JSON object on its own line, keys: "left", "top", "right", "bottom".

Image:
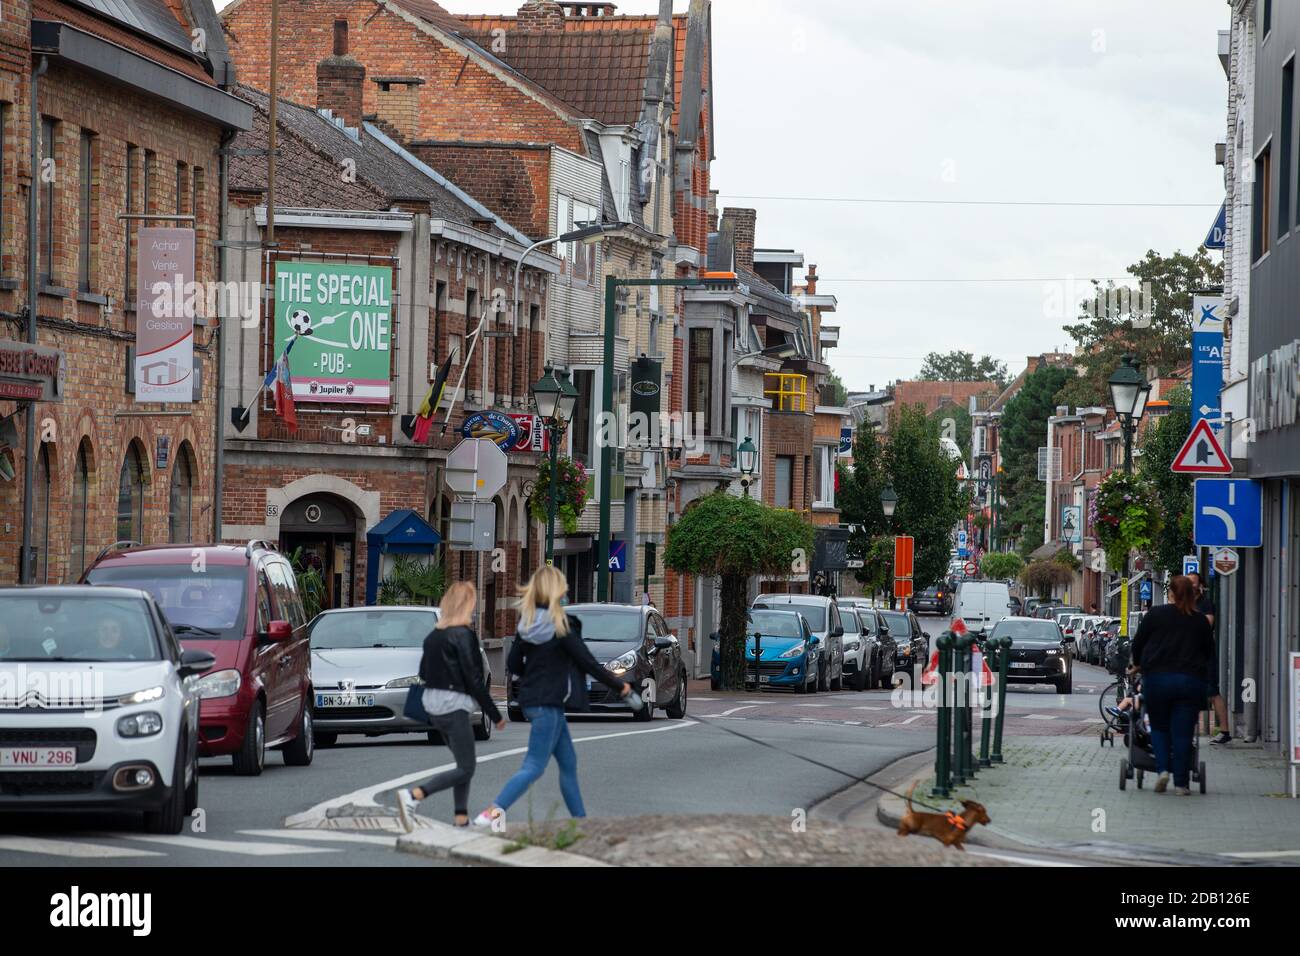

{"left": 597, "top": 276, "right": 704, "bottom": 602}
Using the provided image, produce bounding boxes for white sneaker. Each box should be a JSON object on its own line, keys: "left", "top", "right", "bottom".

{"left": 395, "top": 789, "right": 419, "bottom": 833}
{"left": 1154, "top": 772, "right": 1170, "bottom": 794}
{"left": 473, "top": 807, "right": 503, "bottom": 829}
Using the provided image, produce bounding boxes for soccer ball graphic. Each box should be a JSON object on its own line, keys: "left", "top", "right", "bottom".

{"left": 289, "top": 309, "right": 314, "bottom": 336}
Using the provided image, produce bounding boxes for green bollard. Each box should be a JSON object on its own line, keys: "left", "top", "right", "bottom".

{"left": 931, "top": 633, "right": 953, "bottom": 798}
{"left": 979, "top": 638, "right": 995, "bottom": 767}
{"left": 952, "top": 633, "right": 969, "bottom": 785}
{"left": 963, "top": 634, "right": 978, "bottom": 779}
{"left": 991, "top": 636, "right": 1010, "bottom": 764}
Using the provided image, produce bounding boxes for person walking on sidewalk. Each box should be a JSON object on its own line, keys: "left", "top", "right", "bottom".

{"left": 1187, "top": 571, "right": 1231, "bottom": 745}
{"left": 1129, "top": 575, "right": 1215, "bottom": 796}
{"left": 473, "top": 565, "right": 631, "bottom": 828}
{"left": 394, "top": 582, "right": 504, "bottom": 831}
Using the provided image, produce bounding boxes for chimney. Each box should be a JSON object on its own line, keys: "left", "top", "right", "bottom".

{"left": 560, "top": 2, "right": 619, "bottom": 16}
{"left": 518, "top": 1, "right": 566, "bottom": 32}
{"left": 805, "top": 263, "right": 818, "bottom": 295}
{"left": 706, "top": 190, "right": 719, "bottom": 232}
{"left": 317, "top": 19, "right": 366, "bottom": 131}
{"left": 722, "top": 208, "right": 756, "bottom": 271}
{"left": 372, "top": 76, "right": 425, "bottom": 143}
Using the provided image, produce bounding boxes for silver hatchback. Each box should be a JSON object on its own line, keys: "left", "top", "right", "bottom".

{"left": 308, "top": 607, "right": 494, "bottom": 746}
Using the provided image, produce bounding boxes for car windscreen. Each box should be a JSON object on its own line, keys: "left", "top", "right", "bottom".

{"left": 85, "top": 563, "right": 247, "bottom": 639}
{"left": 836, "top": 608, "right": 861, "bottom": 634}
{"left": 310, "top": 610, "right": 438, "bottom": 649}
{"left": 0, "top": 593, "right": 160, "bottom": 662}
{"left": 749, "top": 610, "right": 803, "bottom": 639}
{"left": 756, "top": 602, "right": 826, "bottom": 631}
{"left": 990, "top": 620, "right": 1061, "bottom": 643}
{"left": 880, "top": 611, "right": 910, "bottom": 635}
{"left": 570, "top": 609, "right": 643, "bottom": 644}
{"left": 855, "top": 612, "right": 878, "bottom": 635}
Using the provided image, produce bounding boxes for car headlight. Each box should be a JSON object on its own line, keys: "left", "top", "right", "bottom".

{"left": 386, "top": 676, "right": 421, "bottom": 689}
{"left": 1045, "top": 648, "right": 1059, "bottom": 656}
{"left": 118, "top": 685, "right": 164, "bottom": 706}
{"left": 117, "top": 712, "right": 163, "bottom": 737}
{"left": 195, "top": 668, "right": 241, "bottom": 700}
{"left": 900, "top": 646, "right": 911, "bottom": 655}
{"left": 844, "top": 640, "right": 860, "bottom": 652}
{"left": 606, "top": 650, "right": 638, "bottom": 674}
{"left": 778, "top": 641, "right": 806, "bottom": 659}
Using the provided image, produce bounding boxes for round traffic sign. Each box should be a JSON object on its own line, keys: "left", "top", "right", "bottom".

{"left": 964, "top": 561, "right": 978, "bottom": 576}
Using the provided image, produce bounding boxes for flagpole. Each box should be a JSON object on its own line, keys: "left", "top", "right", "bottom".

{"left": 439, "top": 307, "right": 489, "bottom": 434}
{"left": 237, "top": 334, "right": 296, "bottom": 426}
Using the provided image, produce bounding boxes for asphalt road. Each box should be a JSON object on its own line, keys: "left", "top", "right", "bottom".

{"left": 0, "top": 613, "right": 1113, "bottom": 866}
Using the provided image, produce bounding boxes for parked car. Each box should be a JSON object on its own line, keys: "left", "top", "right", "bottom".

{"left": 1007, "top": 595, "right": 1024, "bottom": 616}
{"left": 987, "top": 616, "right": 1073, "bottom": 693}
{"left": 1075, "top": 615, "right": 1109, "bottom": 661}
{"left": 954, "top": 580, "right": 1015, "bottom": 636}
{"left": 709, "top": 608, "right": 817, "bottom": 693}
{"left": 853, "top": 607, "right": 896, "bottom": 690}
{"left": 1060, "top": 614, "right": 1086, "bottom": 649}
{"left": 752, "top": 594, "right": 845, "bottom": 691}
{"left": 837, "top": 601, "right": 876, "bottom": 688}
{"left": 909, "top": 585, "right": 953, "bottom": 616}
{"left": 1092, "top": 619, "right": 1122, "bottom": 666}
{"left": 0, "top": 586, "right": 215, "bottom": 833}
{"left": 308, "top": 606, "right": 495, "bottom": 746}
{"left": 509, "top": 604, "right": 687, "bottom": 722}
{"left": 83, "top": 541, "right": 315, "bottom": 775}
{"left": 879, "top": 608, "right": 928, "bottom": 675}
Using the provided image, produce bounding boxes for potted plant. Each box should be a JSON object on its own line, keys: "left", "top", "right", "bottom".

{"left": 1090, "top": 471, "right": 1162, "bottom": 573}
{"left": 528, "top": 455, "right": 589, "bottom": 535}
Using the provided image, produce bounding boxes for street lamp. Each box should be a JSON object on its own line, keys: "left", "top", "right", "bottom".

{"left": 737, "top": 436, "right": 757, "bottom": 496}
{"left": 532, "top": 365, "right": 579, "bottom": 563}
{"left": 1108, "top": 354, "right": 1151, "bottom": 476}
{"left": 880, "top": 485, "right": 899, "bottom": 519}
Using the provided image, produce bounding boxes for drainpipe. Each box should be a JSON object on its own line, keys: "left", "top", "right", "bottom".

{"left": 19, "top": 56, "right": 48, "bottom": 585}
{"left": 213, "top": 126, "right": 235, "bottom": 542}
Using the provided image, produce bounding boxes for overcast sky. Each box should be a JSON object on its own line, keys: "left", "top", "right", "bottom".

{"left": 223, "top": 0, "right": 1230, "bottom": 391}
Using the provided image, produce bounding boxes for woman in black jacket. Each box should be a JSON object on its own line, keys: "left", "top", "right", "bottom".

{"left": 1130, "top": 575, "right": 1215, "bottom": 795}
{"left": 473, "top": 566, "right": 630, "bottom": 828}
{"left": 395, "top": 582, "right": 503, "bottom": 830}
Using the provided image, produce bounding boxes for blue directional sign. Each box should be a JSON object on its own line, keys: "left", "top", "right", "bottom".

{"left": 1140, "top": 579, "right": 1153, "bottom": 602}
{"left": 609, "top": 539, "right": 627, "bottom": 573}
{"left": 1191, "top": 295, "right": 1225, "bottom": 433}
{"left": 1194, "top": 478, "right": 1263, "bottom": 548}
{"left": 957, "top": 530, "right": 968, "bottom": 558}
{"left": 1203, "top": 201, "right": 1226, "bottom": 250}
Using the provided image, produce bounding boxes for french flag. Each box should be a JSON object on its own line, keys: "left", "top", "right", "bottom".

{"left": 264, "top": 336, "right": 297, "bottom": 432}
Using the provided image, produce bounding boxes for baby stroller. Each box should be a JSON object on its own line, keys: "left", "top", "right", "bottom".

{"left": 1117, "top": 671, "right": 1207, "bottom": 793}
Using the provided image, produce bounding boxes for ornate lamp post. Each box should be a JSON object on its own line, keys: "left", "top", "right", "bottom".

{"left": 1107, "top": 354, "right": 1151, "bottom": 636}
{"left": 880, "top": 484, "right": 899, "bottom": 521}
{"left": 531, "top": 365, "right": 579, "bottom": 564}
{"left": 737, "top": 436, "right": 757, "bottom": 497}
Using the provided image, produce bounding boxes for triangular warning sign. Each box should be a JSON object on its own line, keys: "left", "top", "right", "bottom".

{"left": 1171, "top": 419, "right": 1232, "bottom": 475}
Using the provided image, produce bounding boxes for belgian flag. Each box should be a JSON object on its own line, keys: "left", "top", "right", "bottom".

{"left": 412, "top": 350, "right": 456, "bottom": 444}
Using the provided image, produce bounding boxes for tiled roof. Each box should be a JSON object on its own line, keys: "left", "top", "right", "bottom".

{"left": 388, "top": 0, "right": 469, "bottom": 32}
{"left": 39, "top": 0, "right": 215, "bottom": 85}
{"left": 460, "top": 29, "right": 653, "bottom": 126}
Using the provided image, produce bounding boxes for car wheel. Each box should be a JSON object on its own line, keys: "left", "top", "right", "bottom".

{"left": 473, "top": 709, "right": 492, "bottom": 741}
{"left": 315, "top": 732, "right": 338, "bottom": 748}
{"left": 143, "top": 742, "right": 187, "bottom": 835}
{"left": 666, "top": 671, "right": 688, "bottom": 719}
{"left": 282, "top": 704, "right": 315, "bottom": 766}
{"left": 232, "top": 701, "right": 266, "bottom": 776}
{"left": 183, "top": 739, "right": 199, "bottom": 816}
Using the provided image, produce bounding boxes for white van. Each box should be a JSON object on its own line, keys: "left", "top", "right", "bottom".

{"left": 955, "top": 581, "right": 1014, "bottom": 636}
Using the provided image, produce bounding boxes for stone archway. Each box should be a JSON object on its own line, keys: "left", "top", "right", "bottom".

{"left": 266, "top": 476, "right": 379, "bottom": 609}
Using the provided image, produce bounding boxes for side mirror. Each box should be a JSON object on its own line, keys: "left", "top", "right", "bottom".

{"left": 653, "top": 636, "right": 674, "bottom": 650}
{"left": 265, "top": 620, "right": 292, "bottom": 642}
{"left": 178, "top": 648, "right": 216, "bottom": 678}
{"left": 808, "top": 635, "right": 821, "bottom": 646}
{"left": 832, "top": 626, "right": 844, "bottom": 638}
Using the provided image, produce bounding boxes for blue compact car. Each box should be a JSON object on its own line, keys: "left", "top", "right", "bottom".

{"left": 710, "top": 608, "right": 818, "bottom": 693}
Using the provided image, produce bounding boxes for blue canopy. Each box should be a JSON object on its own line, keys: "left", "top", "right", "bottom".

{"left": 364, "top": 509, "right": 441, "bottom": 605}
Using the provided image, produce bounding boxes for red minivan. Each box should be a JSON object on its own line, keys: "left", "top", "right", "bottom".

{"left": 84, "top": 541, "right": 314, "bottom": 775}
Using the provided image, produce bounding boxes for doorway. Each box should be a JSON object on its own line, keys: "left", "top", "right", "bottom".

{"left": 280, "top": 493, "right": 359, "bottom": 609}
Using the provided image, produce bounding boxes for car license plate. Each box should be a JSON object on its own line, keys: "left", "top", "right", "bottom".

{"left": 315, "top": 693, "right": 375, "bottom": 708}
{"left": 1010, "top": 662, "right": 1036, "bottom": 669}
{"left": 0, "top": 747, "right": 76, "bottom": 767}
{"left": 759, "top": 675, "right": 771, "bottom": 684}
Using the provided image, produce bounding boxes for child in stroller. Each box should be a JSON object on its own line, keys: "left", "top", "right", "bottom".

{"left": 1116, "top": 665, "right": 1206, "bottom": 793}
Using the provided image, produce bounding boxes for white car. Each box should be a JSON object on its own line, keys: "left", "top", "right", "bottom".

{"left": 0, "top": 586, "right": 215, "bottom": 833}
{"left": 954, "top": 581, "right": 1014, "bottom": 636}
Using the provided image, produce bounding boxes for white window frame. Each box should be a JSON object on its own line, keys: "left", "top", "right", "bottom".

{"left": 813, "top": 444, "right": 836, "bottom": 508}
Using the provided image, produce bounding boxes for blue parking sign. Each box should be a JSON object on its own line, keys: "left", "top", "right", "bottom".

{"left": 1193, "top": 479, "right": 1263, "bottom": 548}
{"left": 1182, "top": 555, "right": 1200, "bottom": 576}
{"left": 609, "top": 540, "right": 627, "bottom": 573}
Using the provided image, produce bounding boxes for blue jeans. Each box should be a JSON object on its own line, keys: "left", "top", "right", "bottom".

{"left": 493, "top": 706, "right": 585, "bottom": 817}
{"left": 1143, "top": 671, "right": 1205, "bottom": 789}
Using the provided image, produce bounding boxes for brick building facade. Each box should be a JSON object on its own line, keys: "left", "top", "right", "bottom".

{"left": 0, "top": 0, "right": 250, "bottom": 584}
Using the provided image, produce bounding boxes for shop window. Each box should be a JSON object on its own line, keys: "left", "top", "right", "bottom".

{"left": 70, "top": 441, "right": 92, "bottom": 579}
{"left": 168, "top": 445, "right": 194, "bottom": 543}
{"left": 116, "top": 443, "right": 146, "bottom": 543}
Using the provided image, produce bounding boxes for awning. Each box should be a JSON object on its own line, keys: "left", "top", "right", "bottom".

{"left": 364, "top": 509, "right": 441, "bottom": 605}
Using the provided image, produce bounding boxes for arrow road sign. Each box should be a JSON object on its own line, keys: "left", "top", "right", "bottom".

{"left": 1172, "top": 419, "right": 1232, "bottom": 475}
{"left": 1194, "top": 478, "right": 1263, "bottom": 548}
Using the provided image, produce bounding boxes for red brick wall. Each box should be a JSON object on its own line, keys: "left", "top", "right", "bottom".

{"left": 411, "top": 143, "right": 552, "bottom": 240}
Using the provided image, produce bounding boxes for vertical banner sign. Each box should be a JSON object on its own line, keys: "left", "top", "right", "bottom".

{"left": 838, "top": 427, "right": 853, "bottom": 457}
{"left": 135, "top": 227, "right": 195, "bottom": 403}
{"left": 274, "top": 262, "right": 393, "bottom": 404}
{"left": 1191, "top": 294, "right": 1226, "bottom": 433}
{"left": 1291, "top": 654, "right": 1300, "bottom": 796}
{"left": 1061, "top": 504, "right": 1081, "bottom": 544}
{"left": 629, "top": 356, "right": 662, "bottom": 448}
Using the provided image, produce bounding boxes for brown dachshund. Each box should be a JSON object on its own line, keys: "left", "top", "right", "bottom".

{"left": 896, "top": 782, "right": 991, "bottom": 850}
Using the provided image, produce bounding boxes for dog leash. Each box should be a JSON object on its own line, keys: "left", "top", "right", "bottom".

{"left": 693, "top": 712, "right": 969, "bottom": 815}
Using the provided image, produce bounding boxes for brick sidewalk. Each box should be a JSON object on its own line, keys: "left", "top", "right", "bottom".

{"left": 925, "top": 735, "right": 1300, "bottom": 859}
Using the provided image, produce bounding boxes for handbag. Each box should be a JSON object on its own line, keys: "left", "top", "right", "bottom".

{"left": 403, "top": 684, "right": 430, "bottom": 724}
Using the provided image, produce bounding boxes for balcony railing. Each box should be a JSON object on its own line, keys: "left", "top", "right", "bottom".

{"left": 765, "top": 372, "right": 808, "bottom": 412}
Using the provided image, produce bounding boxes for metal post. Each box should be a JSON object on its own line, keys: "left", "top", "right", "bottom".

{"left": 979, "top": 638, "right": 995, "bottom": 767}
{"left": 932, "top": 633, "right": 952, "bottom": 798}
{"left": 597, "top": 274, "right": 616, "bottom": 602}
{"left": 952, "top": 634, "right": 968, "bottom": 785}
{"left": 545, "top": 424, "right": 559, "bottom": 565}
{"left": 963, "top": 635, "right": 977, "bottom": 779}
{"left": 752, "top": 632, "right": 762, "bottom": 691}
{"left": 992, "top": 636, "right": 1010, "bottom": 763}
{"left": 20, "top": 56, "right": 49, "bottom": 585}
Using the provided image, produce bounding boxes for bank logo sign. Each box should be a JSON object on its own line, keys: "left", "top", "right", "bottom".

{"left": 274, "top": 262, "right": 393, "bottom": 405}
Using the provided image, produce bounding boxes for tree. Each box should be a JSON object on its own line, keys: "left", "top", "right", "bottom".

{"left": 823, "top": 369, "right": 848, "bottom": 406}
{"left": 663, "top": 492, "right": 814, "bottom": 690}
{"left": 930, "top": 401, "right": 972, "bottom": 461}
{"left": 1137, "top": 385, "right": 1194, "bottom": 573}
{"left": 1057, "top": 248, "right": 1223, "bottom": 408}
{"left": 981, "top": 551, "right": 1025, "bottom": 581}
{"left": 998, "top": 363, "right": 1073, "bottom": 556}
{"left": 1020, "top": 560, "right": 1073, "bottom": 597}
{"left": 838, "top": 423, "right": 890, "bottom": 584}
{"left": 918, "top": 350, "right": 1009, "bottom": 388}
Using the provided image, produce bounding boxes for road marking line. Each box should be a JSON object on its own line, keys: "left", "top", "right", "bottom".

{"left": 711, "top": 705, "right": 760, "bottom": 717}
{"left": 1221, "top": 850, "right": 1300, "bottom": 859}
{"left": 0, "top": 836, "right": 165, "bottom": 859}
{"left": 880, "top": 715, "right": 925, "bottom": 727}
{"left": 968, "top": 848, "right": 1082, "bottom": 867}
{"left": 794, "top": 703, "right": 830, "bottom": 708}
{"left": 238, "top": 829, "right": 398, "bottom": 846}
{"left": 287, "top": 719, "right": 699, "bottom": 827}
{"left": 120, "top": 834, "right": 340, "bottom": 856}
{"left": 1083, "top": 718, "right": 1106, "bottom": 723}
{"left": 842, "top": 720, "right": 863, "bottom": 725}
{"left": 852, "top": 706, "right": 887, "bottom": 711}
{"left": 1020, "top": 714, "right": 1058, "bottom": 720}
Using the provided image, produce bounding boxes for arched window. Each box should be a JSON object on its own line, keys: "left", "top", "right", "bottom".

{"left": 116, "top": 443, "right": 145, "bottom": 543}
{"left": 33, "top": 444, "right": 51, "bottom": 582}
{"left": 70, "top": 440, "right": 92, "bottom": 578}
{"left": 169, "top": 444, "right": 194, "bottom": 543}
